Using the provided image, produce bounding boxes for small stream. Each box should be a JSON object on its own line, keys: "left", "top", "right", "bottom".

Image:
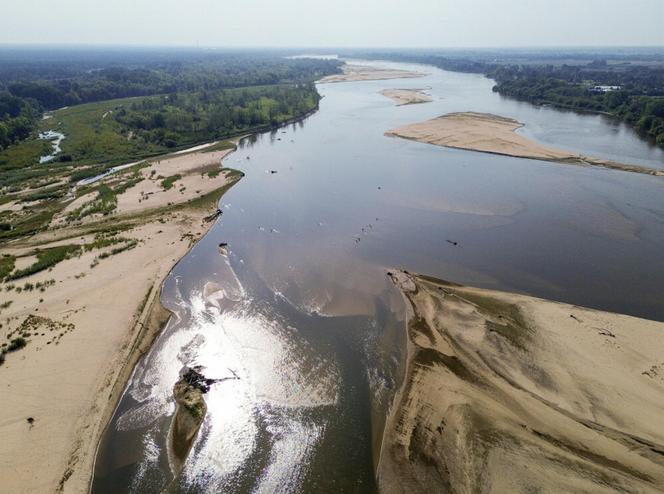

{"left": 38, "top": 130, "right": 65, "bottom": 163}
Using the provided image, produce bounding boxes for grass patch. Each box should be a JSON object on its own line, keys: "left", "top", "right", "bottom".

{"left": 0, "top": 209, "right": 56, "bottom": 241}
{"left": 7, "top": 244, "right": 80, "bottom": 280}
{"left": 161, "top": 174, "right": 181, "bottom": 190}
{"left": 98, "top": 239, "right": 138, "bottom": 259}
{"left": 67, "top": 184, "right": 117, "bottom": 220}
{"left": 0, "top": 254, "right": 16, "bottom": 280}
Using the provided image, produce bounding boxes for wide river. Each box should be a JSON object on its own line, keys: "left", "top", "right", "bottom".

{"left": 92, "top": 60, "right": 664, "bottom": 493}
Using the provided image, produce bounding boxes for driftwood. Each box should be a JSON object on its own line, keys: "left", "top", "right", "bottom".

{"left": 203, "top": 209, "right": 223, "bottom": 222}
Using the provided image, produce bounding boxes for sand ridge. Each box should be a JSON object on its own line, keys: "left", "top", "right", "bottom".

{"left": 378, "top": 271, "right": 664, "bottom": 493}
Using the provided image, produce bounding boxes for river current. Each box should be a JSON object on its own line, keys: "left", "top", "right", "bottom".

{"left": 92, "top": 60, "right": 664, "bottom": 493}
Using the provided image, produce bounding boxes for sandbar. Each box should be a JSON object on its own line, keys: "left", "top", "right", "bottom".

{"left": 379, "top": 271, "right": 664, "bottom": 493}
{"left": 380, "top": 88, "right": 433, "bottom": 106}
{"left": 319, "top": 64, "right": 425, "bottom": 83}
{"left": 386, "top": 112, "right": 664, "bottom": 176}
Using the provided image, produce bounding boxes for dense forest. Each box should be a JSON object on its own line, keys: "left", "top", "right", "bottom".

{"left": 346, "top": 49, "right": 664, "bottom": 147}
{"left": 114, "top": 84, "right": 321, "bottom": 148}
{"left": 0, "top": 48, "right": 341, "bottom": 150}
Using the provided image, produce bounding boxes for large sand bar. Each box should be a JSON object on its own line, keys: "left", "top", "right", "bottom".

{"left": 386, "top": 112, "right": 664, "bottom": 176}
{"left": 319, "top": 64, "right": 425, "bottom": 83}
{"left": 379, "top": 272, "right": 664, "bottom": 493}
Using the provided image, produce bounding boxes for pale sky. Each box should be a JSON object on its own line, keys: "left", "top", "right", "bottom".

{"left": 2, "top": 0, "right": 663, "bottom": 48}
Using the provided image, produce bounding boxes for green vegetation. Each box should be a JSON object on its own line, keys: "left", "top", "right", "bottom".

{"left": 0, "top": 51, "right": 332, "bottom": 249}
{"left": 114, "top": 84, "right": 320, "bottom": 148}
{"left": 0, "top": 48, "right": 340, "bottom": 150}
{"left": 97, "top": 239, "right": 138, "bottom": 259}
{"left": 67, "top": 185, "right": 118, "bottom": 221}
{"left": 0, "top": 254, "right": 15, "bottom": 280}
{"left": 7, "top": 336, "right": 27, "bottom": 352}
{"left": 161, "top": 174, "right": 182, "bottom": 190}
{"left": 0, "top": 93, "right": 40, "bottom": 150}
{"left": 489, "top": 65, "right": 664, "bottom": 146}
{"left": 8, "top": 245, "right": 80, "bottom": 280}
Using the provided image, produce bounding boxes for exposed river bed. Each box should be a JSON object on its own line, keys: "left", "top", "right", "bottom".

{"left": 91, "top": 60, "right": 664, "bottom": 493}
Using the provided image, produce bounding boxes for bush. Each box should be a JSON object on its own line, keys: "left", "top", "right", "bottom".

{"left": 161, "top": 174, "right": 181, "bottom": 190}
{"left": 7, "top": 337, "right": 27, "bottom": 352}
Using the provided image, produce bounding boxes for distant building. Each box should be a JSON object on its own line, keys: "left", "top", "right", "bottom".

{"left": 590, "top": 85, "right": 622, "bottom": 93}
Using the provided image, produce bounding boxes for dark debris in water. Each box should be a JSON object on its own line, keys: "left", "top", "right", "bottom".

{"left": 180, "top": 365, "right": 240, "bottom": 393}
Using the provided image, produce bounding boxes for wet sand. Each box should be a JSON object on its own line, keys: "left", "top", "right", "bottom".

{"left": 319, "top": 63, "right": 425, "bottom": 83}
{"left": 0, "top": 148, "right": 242, "bottom": 493}
{"left": 379, "top": 272, "right": 664, "bottom": 493}
{"left": 386, "top": 112, "right": 664, "bottom": 176}
{"left": 380, "top": 89, "right": 433, "bottom": 106}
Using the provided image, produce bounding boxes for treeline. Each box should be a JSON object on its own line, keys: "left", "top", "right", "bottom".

{"left": 0, "top": 48, "right": 341, "bottom": 150}
{"left": 344, "top": 50, "right": 664, "bottom": 148}
{"left": 0, "top": 93, "right": 40, "bottom": 149}
{"left": 488, "top": 64, "right": 664, "bottom": 146}
{"left": 115, "top": 84, "right": 320, "bottom": 147}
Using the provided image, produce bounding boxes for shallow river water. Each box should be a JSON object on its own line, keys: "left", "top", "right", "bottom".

{"left": 92, "top": 60, "right": 664, "bottom": 493}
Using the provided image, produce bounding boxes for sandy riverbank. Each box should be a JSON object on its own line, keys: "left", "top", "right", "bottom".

{"left": 379, "top": 271, "right": 664, "bottom": 493}
{"left": 386, "top": 112, "right": 664, "bottom": 176}
{"left": 0, "top": 147, "right": 243, "bottom": 493}
{"left": 380, "top": 89, "right": 433, "bottom": 106}
{"left": 319, "top": 63, "right": 425, "bottom": 83}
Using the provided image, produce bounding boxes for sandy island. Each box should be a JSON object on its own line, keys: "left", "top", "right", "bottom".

{"left": 319, "top": 63, "right": 425, "bottom": 83}
{"left": 380, "top": 89, "right": 433, "bottom": 106}
{"left": 0, "top": 145, "right": 243, "bottom": 493}
{"left": 379, "top": 271, "right": 664, "bottom": 493}
{"left": 386, "top": 112, "right": 664, "bottom": 177}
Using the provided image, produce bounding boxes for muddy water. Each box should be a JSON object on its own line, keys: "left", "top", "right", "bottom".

{"left": 92, "top": 60, "right": 664, "bottom": 493}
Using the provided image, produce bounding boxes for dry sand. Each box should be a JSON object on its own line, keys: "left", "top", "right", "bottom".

{"left": 0, "top": 147, "right": 242, "bottom": 493}
{"left": 319, "top": 63, "right": 425, "bottom": 83}
{"left": 380, "top": 89, "right": 433, "bottom": 106}
{"left": 386, "top": 112, "right": 664, "bottom": 177}
{"left": 379, "top": 271, "right": 664, "bottom": 493}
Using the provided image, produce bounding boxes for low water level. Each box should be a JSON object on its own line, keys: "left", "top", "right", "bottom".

{"left": 92, "top": 60, "right": 664, "bottom": 493}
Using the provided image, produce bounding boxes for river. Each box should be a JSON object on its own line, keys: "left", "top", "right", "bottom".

{"left": 91, "top": 60, "right": 664, "bottom": 493}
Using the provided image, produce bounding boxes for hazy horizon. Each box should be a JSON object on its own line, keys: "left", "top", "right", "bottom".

{"left": 3, "top": 0, "right": 663, "bottom": 48}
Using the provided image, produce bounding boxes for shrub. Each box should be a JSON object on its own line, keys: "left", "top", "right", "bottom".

{"left": 7, "top": 337, "right": 27, "bottom": 352}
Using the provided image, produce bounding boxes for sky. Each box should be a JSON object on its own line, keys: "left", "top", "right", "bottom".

{"left": 2, "top": 0, "right": 663, "bottom": 48}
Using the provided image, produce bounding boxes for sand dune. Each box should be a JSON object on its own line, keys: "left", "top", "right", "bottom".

{"left": 379, "top": 272, "right": 664, "bottom": 493}
{"left": 386, "top": 112, "right": 664, "bottom": 176}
